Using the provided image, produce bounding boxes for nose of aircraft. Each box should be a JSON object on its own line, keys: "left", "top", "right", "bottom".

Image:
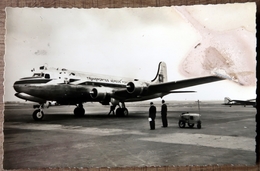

{"left": 13, "top": 81, "right": 22, "bottom": 93}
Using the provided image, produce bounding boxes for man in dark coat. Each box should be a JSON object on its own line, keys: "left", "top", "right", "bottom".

{"left": 161, "top": 100, "right": 168, "bottom": 127}
{"left": 149, "top": 102, "right": 156, "bottom": 130}
{"left": 108, "top": 103, "right": 116, "bottom": 115}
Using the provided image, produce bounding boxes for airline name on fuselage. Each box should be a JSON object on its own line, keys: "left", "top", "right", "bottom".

{"left": 85, "top": 76, "right": 128, "bottom": 84}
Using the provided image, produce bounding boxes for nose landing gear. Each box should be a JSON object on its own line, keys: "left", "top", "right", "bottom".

{"left": 32, "top": 104, "right": 44, "bottom": 121}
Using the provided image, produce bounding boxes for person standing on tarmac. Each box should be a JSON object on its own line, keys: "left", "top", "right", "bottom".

{"left": 149, "top": 102, "right": 156, "bottom": 130}
{"left": 108, "top": 103, "right": 116, "bottom": 115}
{"left": 161, "top": 100, "right": 168, "bottom": 127}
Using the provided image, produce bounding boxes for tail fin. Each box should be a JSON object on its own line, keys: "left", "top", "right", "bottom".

{"left": 224, "top": 97, "right": 231, "bottom": 104}
{"left": 151, "top": 62, "right": 168, "bottom": 83}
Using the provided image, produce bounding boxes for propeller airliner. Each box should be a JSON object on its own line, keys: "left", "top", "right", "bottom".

{"left": 13, "top": 61, "right": 226, "bottom": 121}
{"left": 223, "top": 97, "right": 256, "bottom": 107}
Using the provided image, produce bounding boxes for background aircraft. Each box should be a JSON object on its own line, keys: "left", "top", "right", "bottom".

{"left": 13, "top": 61, "right": 227, "bottom": 121}
{"left": 223, "top": 97, "right": 256, "bottom": 107}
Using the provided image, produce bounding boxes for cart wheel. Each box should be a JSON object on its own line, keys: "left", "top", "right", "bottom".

{"left": 197, "top": 121, "right": 201, "bottom": 129}
{"left": 179, "top": 121, "right": 185, "bottom": 128}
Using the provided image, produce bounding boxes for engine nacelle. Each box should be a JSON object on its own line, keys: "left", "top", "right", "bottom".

{"left": 126, "top": 81, "right": 147, "bottom": 95}
{"left": 110, "top": 98, "right": 119, "bottom": 106}
{"left": 90, "top": 87, "right": 112, "bottom": 101}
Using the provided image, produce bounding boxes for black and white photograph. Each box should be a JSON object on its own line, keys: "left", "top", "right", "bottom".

{"left": 4, "top": 3, "right": 256, "bottom": 169}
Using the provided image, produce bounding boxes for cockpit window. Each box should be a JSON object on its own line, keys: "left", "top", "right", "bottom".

{"left": 32, "top": 73, "right": 50, "bottom": 79}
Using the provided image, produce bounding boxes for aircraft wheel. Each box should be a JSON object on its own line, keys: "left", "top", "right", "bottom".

{"left": 116, "top": 108, "right": 122, "bottom": 116}
{"left": 188, "top": 123, "right": 194, "bottom": 128}
{"left": 116, "top": 108, "right": 128, "bottom": 116}
{"left": 33, "top": 109, "right": 44, "bottom": 121}
{"left": 178, "top": 121, "right": 185, "bottom": 128}
{"left": 74, "top": 107, "right": 85, "bottom": 117}
{"left": 122, "top": 108, "right": 128, "bottom": 116}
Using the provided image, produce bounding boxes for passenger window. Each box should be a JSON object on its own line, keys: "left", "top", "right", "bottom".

{"left": 45, "top": 74, "right": 50, "bottom": 79}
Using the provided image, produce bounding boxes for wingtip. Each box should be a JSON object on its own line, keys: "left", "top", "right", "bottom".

{"left": 211, "top": 69, "right": 238, "bottom": 83}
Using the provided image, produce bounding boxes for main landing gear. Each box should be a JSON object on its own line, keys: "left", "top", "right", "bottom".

{"left": 74, "top": 103, "right": 85, "bottom": 117}
{"left": 115, "top": 102, "right": 128, "bottom": 117}
{"left": 32, "top": 104, "right": 44, "bottom": 121}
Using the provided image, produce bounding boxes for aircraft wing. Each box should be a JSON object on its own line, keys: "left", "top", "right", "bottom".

{"left": 148, "top": 75, "right": 223, "bottom": 93}
{"left": 113, "top": 75, "right": 223, "bottom": 100}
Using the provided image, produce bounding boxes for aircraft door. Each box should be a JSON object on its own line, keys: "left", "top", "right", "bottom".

{"left": 59, "top": 70, "right": 69, "bottom": 84}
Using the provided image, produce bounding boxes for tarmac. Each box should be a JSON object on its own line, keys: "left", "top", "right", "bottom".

{"left": 3, "top": 101, "right": 256, "bottom": 169}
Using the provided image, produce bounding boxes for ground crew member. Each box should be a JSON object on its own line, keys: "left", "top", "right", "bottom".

{"left": 108, "top": 103, "right": 116, "bottom": 115}
{"left": 149, "top": 102, "right": 156, "bottom": 130}
{"left": 161, "top": 100, "right": 168, "bottom": 127}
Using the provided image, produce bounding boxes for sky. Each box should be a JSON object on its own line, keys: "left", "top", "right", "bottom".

{"left": 4, "top": 3, "right": 256, "bottom": 102}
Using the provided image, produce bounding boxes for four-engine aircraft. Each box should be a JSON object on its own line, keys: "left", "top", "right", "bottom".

{"left": 223, "top": 97, "right": 256, "bottom": 107}
{"left": 13, "top": 61, "right": 226, "bottom": 121}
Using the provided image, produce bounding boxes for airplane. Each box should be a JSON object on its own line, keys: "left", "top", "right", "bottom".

{"left": 223, "top": 97, "right": 256, "bottom": 107}
{"left": 13, "top": 61, "right": 227, "bottom": 121}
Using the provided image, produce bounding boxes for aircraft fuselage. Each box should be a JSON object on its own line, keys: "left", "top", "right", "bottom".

{"left": 13, "top": 66, "right": 162, "bottom": 105}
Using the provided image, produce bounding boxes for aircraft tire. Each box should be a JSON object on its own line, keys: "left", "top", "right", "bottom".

{"left": 32, "top": 109, "right": 44, "bottom": 121}
{"left": 116, "top": 108, "right": 122, "bottom": 117}
{"left": 188, "top": 123, "right": 194, "bottom": 128}
{"left": 74, "top": 107, "right": 85, "bottom": 117}
{"left": 116, "top": 108, "right": 128, "bottom": 116}
{"left": 178, "top": 121, "right": 185, "bottom": 128}
{"left": 122, "top": 108, "right": 128, "bottom": 116}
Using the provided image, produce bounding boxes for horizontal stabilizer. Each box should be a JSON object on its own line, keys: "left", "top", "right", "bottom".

{"left": 169, "top": 91, "right": 196, "bottom": 93}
